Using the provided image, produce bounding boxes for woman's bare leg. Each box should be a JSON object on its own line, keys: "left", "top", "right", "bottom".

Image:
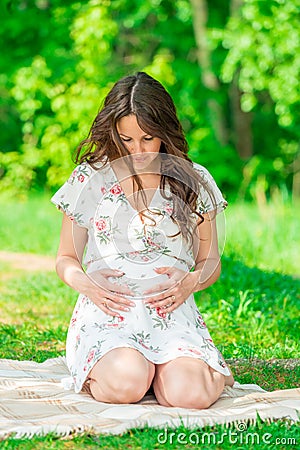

{"left": 153, "top": 357, "right": 229, "bottom": 409}
{"left": 88, "top": 348, "right": 155, "bottom": 404}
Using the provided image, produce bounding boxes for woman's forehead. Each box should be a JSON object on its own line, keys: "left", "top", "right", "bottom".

{"left": 117, "top": 115, "right": 150, "bottom": 136}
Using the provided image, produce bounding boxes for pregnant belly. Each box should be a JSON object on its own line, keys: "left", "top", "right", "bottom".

{"left": 86, "top": 254, "right": 189, "bottom": 299}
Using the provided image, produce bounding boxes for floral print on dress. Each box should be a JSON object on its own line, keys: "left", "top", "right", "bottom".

{"left": 195, "top": 312, "right": 207, "bottom": 329}
{"left": 74, "top": 334, "right": 81, "bottom": 351}
{"left": 129, "top": 331, "right": 161, "bottom": 353}
{"left": 146, "top": 304, "right": 176, "bottom": 330}
{"left": 162, "top": 201, "right": 173, "bottom": 216}
{"left": 105, "top": 184, "right": 128, "bottom": 205}
{"left": 94, "top": 215, "right": 119, "bottom": 244}
{"left": 201, "top": 337, "right": 219, "bottom": 353}
{"left": 216, "top": 349, "right": 227, "bottom": 368}
{"left": 104, "top": 315, "right": 126, "bottom": 329}
{"left": 117, "top": 234, "right": 172, "bottom": 263}
{"left": 68, "top": 164, "right": 92, "bottom": 185}
{"left": 57, "top": 202, "right": 85, "bottom": 226}
{"left": 177, "top": 346, "right": 205, "bottom": 357}
{"left": 82, "top": 340, "right": 105, "bottom": 373}
{"left": 51, "top": 161, "right": 231, "bottom": 393}
{"left": 194, "top": 165, "right": 228, "bottom": 214}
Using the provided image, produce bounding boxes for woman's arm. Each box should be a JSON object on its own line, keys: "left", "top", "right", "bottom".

{"left": 55, "top": 213, "right": 90, "bottom": 293}
{"left": 190, "top": 211, "right": 221, "bottom": 293}
{"left": 56, "top": 213, "right": 135, "bottom": 316}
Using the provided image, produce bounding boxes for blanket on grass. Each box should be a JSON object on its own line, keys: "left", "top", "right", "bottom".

{"left": 0, "top": 357, "right": 299, "bottom": 439}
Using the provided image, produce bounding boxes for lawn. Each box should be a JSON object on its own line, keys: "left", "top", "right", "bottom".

{"left": 0, "top": 195, "right": 299, "bottom": 449}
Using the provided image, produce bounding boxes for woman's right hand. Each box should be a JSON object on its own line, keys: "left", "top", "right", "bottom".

{"left": 85, "top": 269, "right": 136, "bottom": 317}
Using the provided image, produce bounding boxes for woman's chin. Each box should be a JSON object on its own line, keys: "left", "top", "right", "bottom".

{"left": 132, "top": 155, "right": 159, "bottom": 171}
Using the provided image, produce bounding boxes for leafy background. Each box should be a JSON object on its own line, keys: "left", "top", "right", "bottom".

{"left": 0, "top": 0, "right": 299, "bottom": 202}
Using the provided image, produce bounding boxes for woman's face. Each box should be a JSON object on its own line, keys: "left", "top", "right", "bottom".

{"left": 116, "top": 114, "right": 161, "bottom": 169}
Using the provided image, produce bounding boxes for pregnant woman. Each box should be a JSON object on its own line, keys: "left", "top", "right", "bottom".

{"left": 51, "top": 71, "right": 234, "bottom": 409}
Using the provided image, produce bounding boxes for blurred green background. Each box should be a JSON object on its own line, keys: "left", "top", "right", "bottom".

{"left": 0, "top": 0, "right": 299, "bottom": 202}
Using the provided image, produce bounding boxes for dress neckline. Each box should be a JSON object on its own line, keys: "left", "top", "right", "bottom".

{"left": 108, "top": 161, "right": 162, "bottom": 214}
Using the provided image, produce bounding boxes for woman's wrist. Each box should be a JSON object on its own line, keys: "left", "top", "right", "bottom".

{"left": 190, "top": 259, "right": 221, "bottom": 292}
{"left": 189, "top": 270, "right": 202, "bottom": 293}
{"left": 74, "top": 270, "right": 95, "bottom": 297}
{"left": 56, "top": 256, "right": 92, "bottom": 295}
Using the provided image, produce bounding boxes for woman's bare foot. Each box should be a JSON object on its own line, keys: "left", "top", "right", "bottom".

{"left": 225, "top": 369, "right": 235, "bottom": 386}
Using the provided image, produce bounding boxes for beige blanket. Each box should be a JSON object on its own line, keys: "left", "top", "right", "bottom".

{"left": 0, "top": 357, "right": 299, "bottom": 439}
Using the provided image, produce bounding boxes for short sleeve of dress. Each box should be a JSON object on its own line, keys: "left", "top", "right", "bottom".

{"left": 51, "top": 163, "right": 95, "bottom": 228}
{"left": 193, "top": 163, "right": 228, "bottom": 214}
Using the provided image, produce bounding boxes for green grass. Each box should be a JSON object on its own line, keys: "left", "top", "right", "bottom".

{"left": 0, "top": 194, "right": 61, "bottom": 255}
{"left": 200, "top": 258, "right": 299, "bottom": 360}
{"left": 0, "top": 195, "right": 299, "bottom": 448}
{"left": 2, "top": 419, "right": 299, "bottom": 449}
{"left": 225, "top": 200, "right": 300, "bottom": 276}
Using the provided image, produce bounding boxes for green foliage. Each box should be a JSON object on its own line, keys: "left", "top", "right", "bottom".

{"left": 222, "top": 0, "right": 300, "bottom": 127}
{"left": 221, "top": 0, "right": 300, "bottom": 198}
{"left": 0, "top": 0, "right": 299, "bottom": 200}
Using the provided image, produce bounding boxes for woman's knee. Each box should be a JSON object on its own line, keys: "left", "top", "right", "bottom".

{"left": 89, "top": 349, "right": 155, "bottom": 403}
{"left": 161, "top": 375, "right": 225, "bottom": 409}
{"left": 111, "top": 368, "right": 151, "bottom": 401}
{"left": 162, "top": 386, "right": 215, "bottom": 409}
{"left": 90, "top": 377, "right": 147, "bottom": 403}
{"left": 153, "top": 359, "right": 225, "bottom": 409}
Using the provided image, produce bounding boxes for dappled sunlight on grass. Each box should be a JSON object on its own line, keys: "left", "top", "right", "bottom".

{"left": 225, "top": 201, "right": 300, "bottom": 276}
{"left": 0, "top": 272, "right": 75, "bottom": 328}
{"left": 0, "top": 323, "right": 66, "bottom": 361}
{"left": 197, "top": 258, "right": 299, "bottom": 360}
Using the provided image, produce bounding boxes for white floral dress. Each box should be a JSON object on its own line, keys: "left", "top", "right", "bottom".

{"left": 51, "top": 160, "right": 231, "bottom": 393}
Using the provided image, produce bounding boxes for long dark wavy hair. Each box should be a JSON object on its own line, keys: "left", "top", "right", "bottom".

{"left": 75, "top": 72, "right": 216, "bottom": 246}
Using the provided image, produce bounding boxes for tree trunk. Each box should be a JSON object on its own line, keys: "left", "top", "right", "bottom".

{"left": 229, "top": 0, "right": 253, "bottom": 159}
{"left": 189, "top": 0, "right": 228, "bottom": 145}
{"left": 229, "top": 71, "right": 253, "bottom": 159}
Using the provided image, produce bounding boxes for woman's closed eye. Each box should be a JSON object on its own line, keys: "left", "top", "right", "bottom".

{"left": 120, "top": 136, "right": 154, "bottom": 142}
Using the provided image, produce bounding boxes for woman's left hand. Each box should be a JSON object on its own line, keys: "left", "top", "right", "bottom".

{"left": 142, "top": 266, "right": 198, "bottom": 313}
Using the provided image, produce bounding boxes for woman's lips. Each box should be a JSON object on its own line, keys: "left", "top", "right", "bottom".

{"left": 132, "top": 157, "right": 147, "bottom": 163}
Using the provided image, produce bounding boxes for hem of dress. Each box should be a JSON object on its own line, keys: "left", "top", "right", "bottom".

{"left": 72, "top": 344, "right": 231, "bottom": 393}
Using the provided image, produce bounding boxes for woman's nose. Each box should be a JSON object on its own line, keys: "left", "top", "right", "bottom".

{"left": 130, "top": 141, "right": 144, "bottom": 153}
